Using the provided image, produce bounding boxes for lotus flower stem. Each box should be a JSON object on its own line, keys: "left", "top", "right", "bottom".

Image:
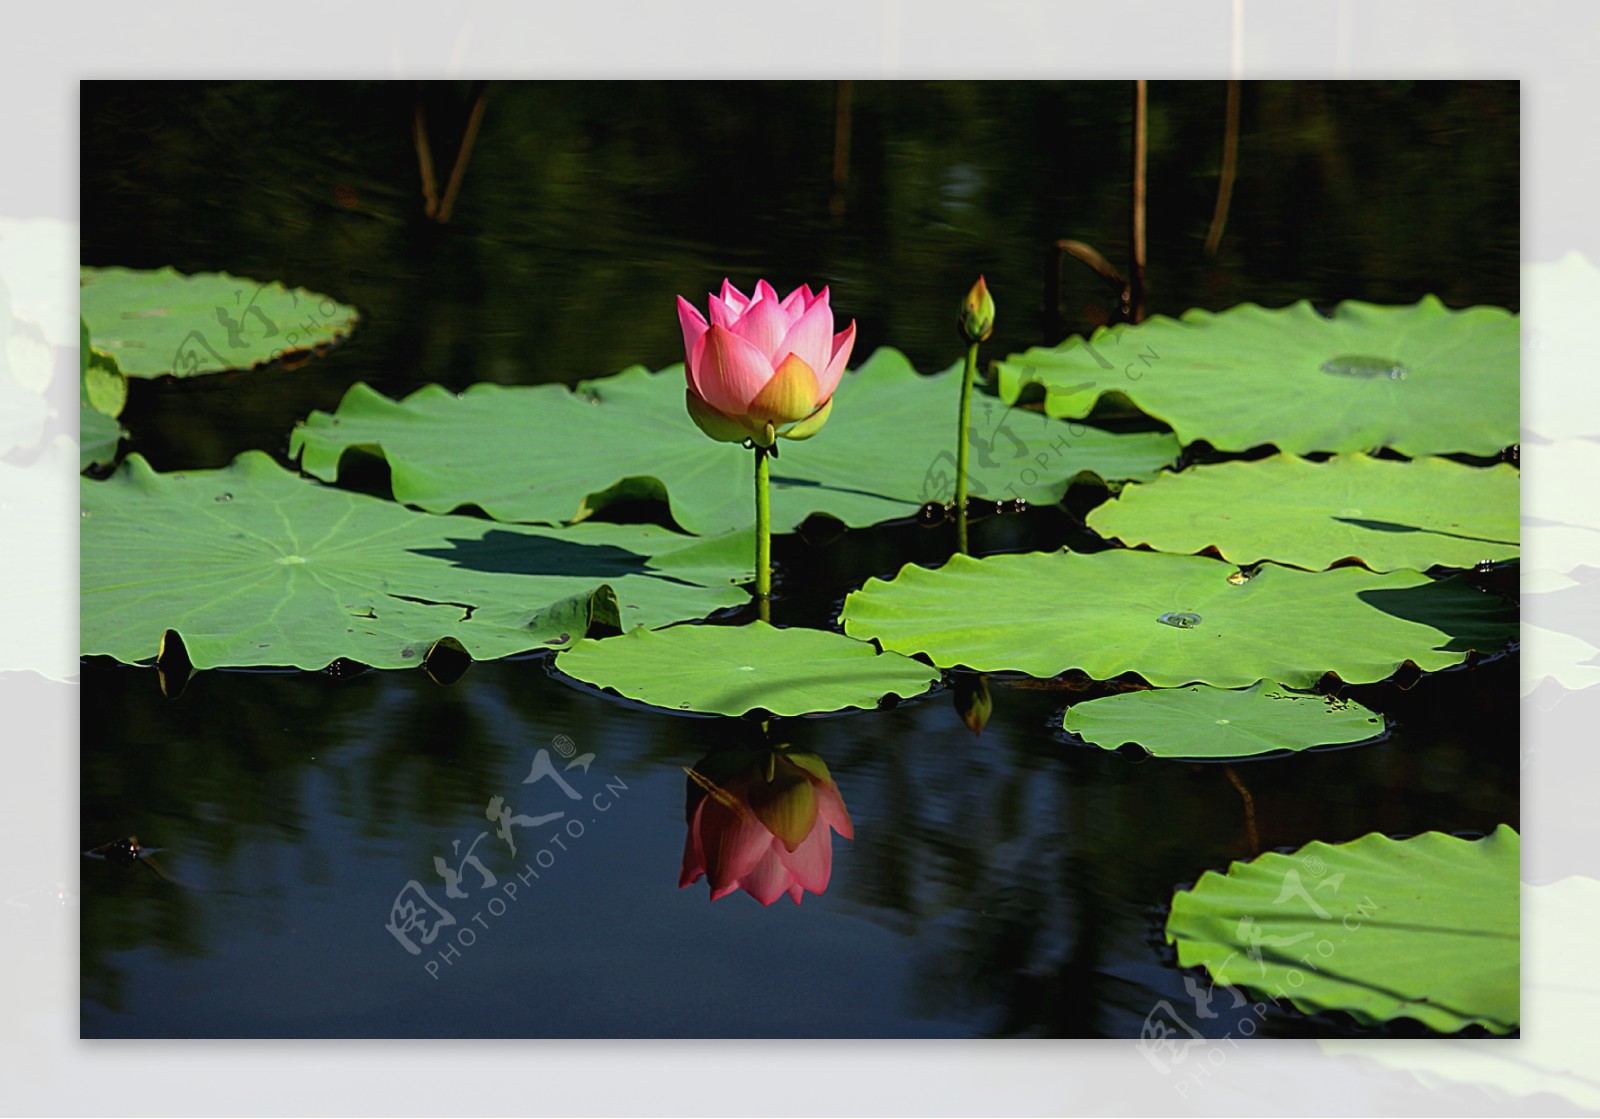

{"left": 755, "top": 443, "right": 772, "bottom": 623}
{"left": 955, "top": 277, "right": 994, "bottom": 555}
{"left": 955, "top": 339, "right": 978, "bottom": 554}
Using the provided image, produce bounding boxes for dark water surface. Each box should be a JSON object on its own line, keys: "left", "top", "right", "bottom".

{"left": 79, "top": 80, "right": 1519, "bottom": 1038}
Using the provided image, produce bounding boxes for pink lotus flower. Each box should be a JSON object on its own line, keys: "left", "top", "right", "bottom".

{"left": 677, "top": 279, "right": 857, "bottom": 446}
{"left": 680, "top": 748, "right": 855, "bottom": 905}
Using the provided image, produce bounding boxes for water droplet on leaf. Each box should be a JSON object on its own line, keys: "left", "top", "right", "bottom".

{"left": 1320, "top": 354, "right": 1409, "bottom": 380}
{"left": 1157, "top": 612, "right": 1201, "bottom": 629}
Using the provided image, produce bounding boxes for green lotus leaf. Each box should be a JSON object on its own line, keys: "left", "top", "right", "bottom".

{"left": 1062, "top": 681, "right": 1384, "bottom": 759}
{"left": 839, "top": 549, "right": 1516, "bottom": 687}
{"left": 555, "top": 621, "right": 939, "bottom": 716}
{"left": 290, "top": 348, "right": 1179, "bottom": 537}
{"left": 81, "top": 452, "right": 752, "bottom": 671}
{"left": 80, "top": 266, "right": 358, "bottom": 379}
{"left": 1165, "top": 826, "right": 1519, "bottom": 1034}
{"left": 1088, "top": 454, "right": 1518, "bottom": 573}
{"left": 995, "top": 297, "right": 1517, "bottom": 457}
{"left": 80, "top": 406, "right": 123, "bottom": 472}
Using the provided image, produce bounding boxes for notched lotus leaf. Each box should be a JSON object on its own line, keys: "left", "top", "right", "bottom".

{"left": 554, "top": 621, "right": 940, "bottom": 716}
{"left": 1166, "top": 826, "right": 1519, "bottom": 1034}
{"left": 1063, "top": 681, "right": 1385, "bottom": 759}
{"left": 1088, "top": 454, "right": 1518, "bottom": 572}
{"left": 996, "top": 297, "right": 1517, "bottom": 457}
{"left": 290, "top": 348, "right": 1180, "bottom": 537}
{"left": 80, "top": 266, "right": 358, "bottom": 379}
{"left": 81, "top": 452, "right": 752, "bottom": 671}
{"left": 840, "top": 549, "right": 1516, "bottom": 687}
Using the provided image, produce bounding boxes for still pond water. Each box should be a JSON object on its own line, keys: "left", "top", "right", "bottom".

{"left": 79, "top": 81, "right": 1518, "bottom": 1038}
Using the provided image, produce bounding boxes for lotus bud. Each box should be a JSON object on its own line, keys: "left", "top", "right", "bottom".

{"left": 959, "top": 275, "right": 995, "bottom": 343}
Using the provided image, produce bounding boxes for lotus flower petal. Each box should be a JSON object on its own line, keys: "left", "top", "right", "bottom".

{"left": 778, "top": 396, "right": 832, "bottom": 441}
{"left": 676, "top": 296, "right": 709, "bottom": 361}
{"left": 747, "top": 760, "right": 819, "bottom": 852}
{"left": 740, "top": 845, "right": 798, "bottom": 906}
{"left": 679, "top": 748, "right": 854, "bottom": 905}
{"left": 678, "top": 279, "right": 852, "bottom": 445}
{"left": 780, "top": 284, "right": 814, "bottom": 315}
{"left": 719, "top": 279, "right": 751, "bottom": 315}
{"left": 678, "top": 820, "right": 707, "bottom": 887}
{"left": 685, "top": 388, "right": 754, "bottom": 443}
{"left": 816, "top": 779, "right": 855, "bottom": 841}
{"left": 748, "top": 354, "right": 820, "bottom": 427}
{"left": 775, "top": 296, "right": 835, "bottom": 380}
{"left": 694, "top": 324, "right": 775, "bottom": 415}
{"left": 707, "top": 293, "right": 739, "bottom": 332}
{"left": 731, "top": 295, "right": 793, "bottom": 363}
{"left": 700, "top": 797, "right": 774, "bottom": 899}
{"left": 775, "top": 824, "right": 833, "bottom": 896}
{"left": 817, "top": 320, "right": 857, "bottom": 401}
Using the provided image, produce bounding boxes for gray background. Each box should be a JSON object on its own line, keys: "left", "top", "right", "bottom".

{"left": 2, "top": 0, "right": 1592, "bottom": 1114}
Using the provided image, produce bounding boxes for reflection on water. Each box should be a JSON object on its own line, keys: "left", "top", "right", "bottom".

{"left": 80, "top": 652, "right": 1517, "bottom": 1037}
{"left": 78, "top": 81, "right": 1519, "bottom": 1037}
{"left": 680, "top": 738, "right": 854, "bottom": 906}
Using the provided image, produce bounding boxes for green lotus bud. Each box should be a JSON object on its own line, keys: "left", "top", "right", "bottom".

{"left": 959, "top": 275, "right": 995, "bottom": 343}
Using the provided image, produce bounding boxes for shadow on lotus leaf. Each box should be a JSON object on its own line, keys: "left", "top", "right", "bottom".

{"left": 409, "top": 530, "right": 698, "bottom": 587}
{"left": 1331, "top": 516, "right": 1516, "bottom": 548}
{"left": 1356, "top": 576, "right": 1517, "bottom": 654}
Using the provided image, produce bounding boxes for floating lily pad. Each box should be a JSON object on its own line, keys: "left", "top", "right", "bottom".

{"left": 839, "top": 550, "right": 1515, "bottom": 687}
{"left": 1165, "top": 826, "right": 1519, "bottom": 1034}
{"left": 82, "top": 452, "right": 752, "bottom": 671}
{"left": 1062, "top": 681, "right": 1384, "bottom": 759}
{"left": 290, "top": 348, "right": 1179, "bottom": 537}
{"left": 995, "top": 297, "right": 1517, "bottom": 457}
{"left": 554, "top": 621, "right": 940, "bottom": 716}
{"left": 1088, "top": 454, "right": 1519, "bottom": 572}
{"left": 80, "top": 266, "right": 358, "bottom": 379}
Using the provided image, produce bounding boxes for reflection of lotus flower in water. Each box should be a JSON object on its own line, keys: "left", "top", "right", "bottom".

{"left": 680, "top": 748, "right": 854, "bottom": 905}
